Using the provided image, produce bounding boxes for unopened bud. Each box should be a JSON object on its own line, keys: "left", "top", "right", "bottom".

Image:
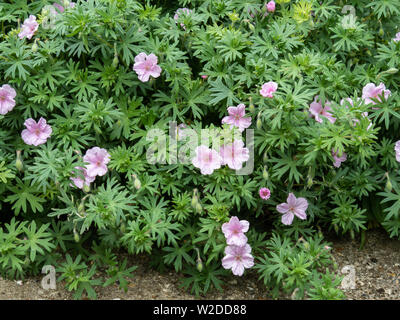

{"left": 385, "top": 179, "right": 392, "bottom": 192}
{"left": 262, "top": 166, "right": 269, "bottom": 180}
{"left": 248, "top": 22, "right": 255, "bottom": 31}
{"left": 191, "top": 189, "right": 198, "bottom": 208}
{"left": 386, "top": 68, "right": 399, "bottom": 74}
{"left": 16, "top": 150, "right": 24, "bottom": 172}
{"left": 120, "top": 222, "right": 126, "bottom": 234}
{"left": 83, "top": 184, "right": 90, "bottom": 193}
{"left": 32, "top": 42, "right": 38, "bottom": 52}
{"left": 256, "top": 116, "right": 262, "bottom": 129}
{"left": 263, "top": 152, "right": 268, "bottom": 163}
{"left": 379, "top": 27, "right": 384, "bottom": 37}
{"left": 249, "top": 102, "right": 255, "bottom": 113}
{"left": 112, "top": 55, "right": 119, "bottom": 68}
{"left": 333, "top": 224, "right": 339, "bottom": 233}
{"left": 134, "top": 177, "right": 141, "bottom": 190}
{"left": 350, "top": 229, "right": 355, "bottom": 240}
{"left": 195, "top": 203, "right": 202, "bottom": 214}
{"left": 196, "top": 259, "right": 203, "bottom": 272}
{"left": 307, "top": 176, "right": 313, "bottom": 188}
{"left": 73, "top": 229, "right": 80, "bottom": 243}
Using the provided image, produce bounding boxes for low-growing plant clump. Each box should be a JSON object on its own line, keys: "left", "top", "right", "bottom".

{"left": 1, "top": 0, "right": 400, "bottom": 299}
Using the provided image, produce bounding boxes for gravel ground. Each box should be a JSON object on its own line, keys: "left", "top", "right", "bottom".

{"left": 0, "top": 229, "right": 399, "bottom": 300}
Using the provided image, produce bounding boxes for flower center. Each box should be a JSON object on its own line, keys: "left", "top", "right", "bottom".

{"left": 34, "top": 129, "right": 40, "bottom": 136}
{"left": 235, "top": 255, "right": 242, "bottom": 261}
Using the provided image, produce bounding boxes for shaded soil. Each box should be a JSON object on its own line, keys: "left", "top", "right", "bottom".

{"left": 0, "top": 229, "right": 399, "bottom": 300}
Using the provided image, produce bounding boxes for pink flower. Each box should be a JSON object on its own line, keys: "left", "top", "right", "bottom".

{"left": 0, "top": 84, "right": 16, "bottom": 115}
{"left": 393, "top": 32, "right": 400, "bottom": 43}
{"left": 70, "top": 166, "right": 95, "bottom": 189}
{"left": 192, "top": 145, "right": 222, "bottom": 175}
{"left": 53, "top": 1, "right": 75, "bottom": 13}
{"left": 133, "top": 52, "right": 162, "bottom": 82}
{"left": 83, "top": 147, "right": 111, "bottom": 177}
{"left": 220, "top": 140, "right": 249, "bottom": 170}
{"left": 259, "top": 187, "right": 271, "bottom": 200}
{"left": 221, "top": 104, "right": 252, "bottom": 132}
{"left": 222, "top": 216, "right": 250, "bottom": 246}
{"left": 18, "top": 15, "right": 39, "bottom": 40}
{"left": 276, "top": 193, "right": 308, "bottom": 225}
{"left": 222, "top": 244, "right": 254, "bottom": 276}
{"left": 362, "top": 83, "right": 391, "bottom": 105}
{"left": 21, "top": 118, "right": 52, "bottom": 146}
{"left": 173, "top": 8, "right": 192, "bottom": 30}
{"left": 309, "top": 95, "right": 336, "bottom": 124}
{"left": 266, "top": 1, "right": 276, "bottom": 12}
{"left": 332, "top": 148, "right": 347, "bottom": 168}
{"left": 395, "top": 141, "right": 400, "bottom": 162}
{"left": 260, "top": 81, "right": 278, "bottom": 98}
{"left": 201, "top": 75, "right": 208, "bottom": 79}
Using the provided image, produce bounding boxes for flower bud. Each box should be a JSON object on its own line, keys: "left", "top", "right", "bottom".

{"left": 73, "top": 229, "right": 80, "bottom": 243}
{"left": 249, "top": 102, "right": 255, "bottom": 113}
{"left": 385, "top": 179, "right": 392, "bottom": 192}
{"left": 307, "top": 176, "right": 313, "bottom": 188}
{"left": 256, "top": 116, "right": 262, "bottom": 129}
{"left": 16, "top": 150, "right": 24, "bottom": 172}
{"left": 112, "top": 55, "right": 119, "bottom": 68}
{"left": 32, "top": 42, "right": 38, "bottom": 52}
{"left": 350, "top": 229, "right": 355, "bottom": 240}
{"left": 196, "top": 258, "right": 203, "bottom": 272}
{"left": 263, "top": 152, "right": 268, "bottom": 163}
{"left": 386, "top": 68, "right": 399, "bottom": 75}
{"left": 134, "top": 177, "right": 141, "bottom": 190}
{"left": 120, "top": 222, "right": 126, "bottom": 234}
{"left": 262, "top": 166, "right": 269, "bottom": 180}
{"left": 83, "top": 184, "right": 91, "bottom": 193}
{"left": 333, "top": 223, "right": 339, "bottom": 233}
{"left": 191, "top": 189, "right": 198, "bottom": 208}
{"left": 379, "top": 27, "right": 384, "bottom": 37}
{"left": 195, "top": 203, "right": 202, "bottom": 214}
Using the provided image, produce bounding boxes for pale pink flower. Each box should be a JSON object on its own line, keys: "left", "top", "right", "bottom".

{"left": 83, "top": 147, "right": 111, "bottom": 177}
{"left": 70, "top": 166, "right": 95, "bottom": 189}
{"left": 266, "top": 1, "right": 276, "bottom": 12}
{"left": 276, "top": 193, "right": 308, "bottom": 225}
{"left": 201, "top": 75, "right": 208, "bottom": 79}
{"left": 309, "top": 95, "right": 336, "bottom": 124}
{"left": 220, "top": 140, "right": 249, "bottom": 170}
{"left": 192, "top": 145, "right": 222, "bottom": 175}
{"left": 133, "top": 52, "right": 162, "bottom": 82}
{"left": 221, "top": 104, "right": 252, "bottom": 132}
{"left": 21, "top": 118, "right": 52, "bottom": 146}
{"left": 332, "top": 148, "right": 347, "bottom": 168}
{"left": 395, "top": 141, "right": 400, "bottom": 162}
{"left": 393, "top": 32, "right": 400, "bottom": 42}
{"left": 362, "top": 83, "right": 391, "bottom": 105}
{"left": 222, "top": 244, "right": 254, "bottom": 276}
{"left": 53, "top": 1, "right": 76, "bottom": 13}
{"left": 222, "top": 216, "right": 250, "bottom": 246}
{"left": 259, "top": 187, "right": 271, "bottom": 200}
{"left": 260, "top": 81, "right": 278, "bottom": 98}
{"left": 173, "top": 8, "right": 192, "bottom": 30}
{"left": 0, "top": 84, "right": 16, "bottom": 115}
{"left": 18, "top": 15, "right": 39, "bottom": 40}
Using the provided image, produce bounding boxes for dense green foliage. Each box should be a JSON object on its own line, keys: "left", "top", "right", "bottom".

{"left": 1, "top": 0, "right": 400, "bottom": 299}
